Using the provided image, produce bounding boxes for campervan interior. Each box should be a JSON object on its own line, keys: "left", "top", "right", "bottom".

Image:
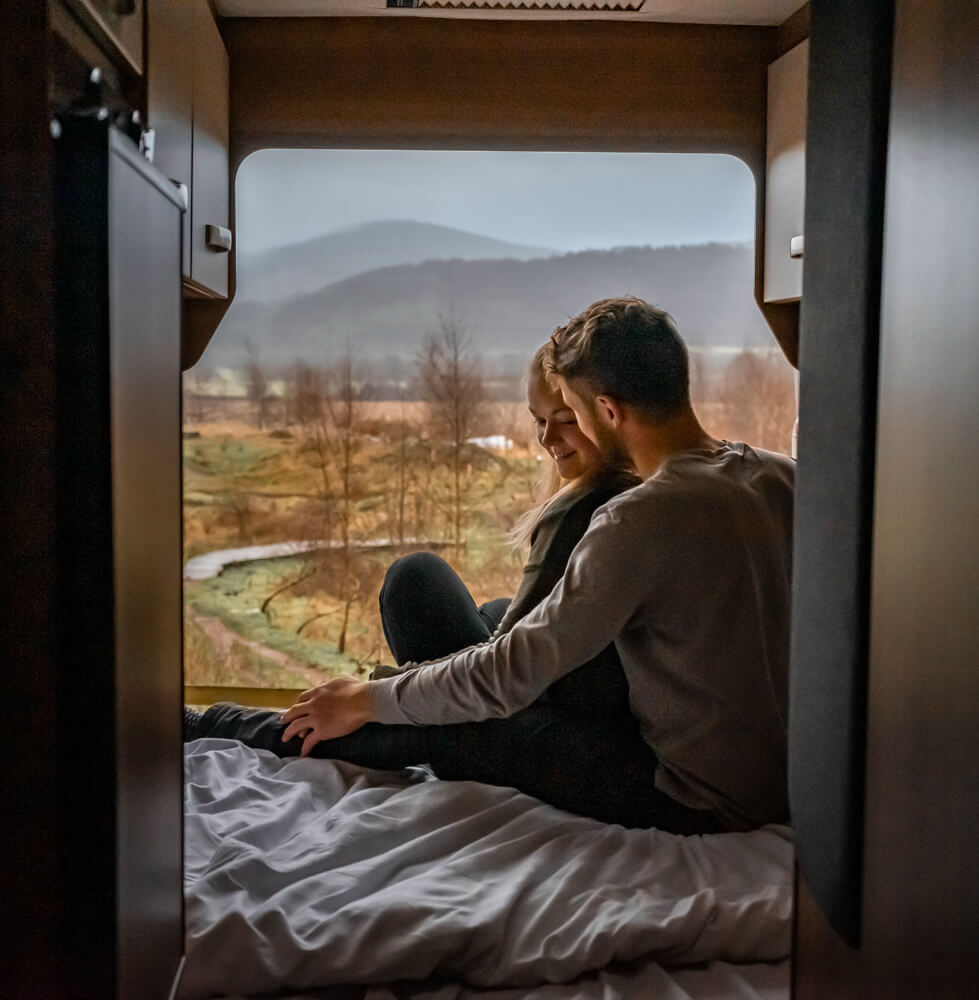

{"left": 1, "top": 1, "right": 975, "bottom": 998}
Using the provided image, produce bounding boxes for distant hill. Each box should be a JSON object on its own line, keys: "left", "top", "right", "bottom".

{"left": 235, "top": 220, "right": 557, "bottom": 304}
{"left": 209, "top": 241, "right": 772, "bottom": 372}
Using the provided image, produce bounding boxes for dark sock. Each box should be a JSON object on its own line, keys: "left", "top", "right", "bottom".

{"left": 183, "top": 706, "right": 204, "bottom": 741}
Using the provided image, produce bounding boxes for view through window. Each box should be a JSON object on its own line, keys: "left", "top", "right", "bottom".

{"left": 182, "top": 150, "right": 796, "bottom": 692}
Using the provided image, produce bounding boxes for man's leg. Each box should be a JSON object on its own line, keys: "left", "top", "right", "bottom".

{"left": 189, "top": 702, "right": 720, "bottom": 834}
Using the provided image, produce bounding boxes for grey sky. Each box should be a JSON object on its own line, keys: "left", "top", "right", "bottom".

{"left": 236, "top": 149, "right": 756, "bottom": 255}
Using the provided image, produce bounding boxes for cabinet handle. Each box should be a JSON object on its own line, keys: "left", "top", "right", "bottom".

{"left": 170, "top": 181, "right": 189, "bottom": 211}
{"left": 790, "top": 234, "right": 805, "bottom": 258}
{"left": 205, "top": 225, "right": 233, "bottom": 253}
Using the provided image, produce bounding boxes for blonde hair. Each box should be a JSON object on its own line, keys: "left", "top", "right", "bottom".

{"left": 509, "top": 345, "right": 609, "bottom": 549}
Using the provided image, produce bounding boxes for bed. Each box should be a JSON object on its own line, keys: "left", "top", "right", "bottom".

{"left": 182, "top": 739, "right": 793, "bottom": 1000}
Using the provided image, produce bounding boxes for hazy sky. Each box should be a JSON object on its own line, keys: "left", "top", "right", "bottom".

{"left": 236, "top": 149, "right": 756, "bottom": 255}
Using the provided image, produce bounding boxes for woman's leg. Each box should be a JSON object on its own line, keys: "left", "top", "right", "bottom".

{"left": 476, "top": 597, "right": 511, "bottom": 635}
{"left": 379, "top": 552, "right": 503, "bottom": 664}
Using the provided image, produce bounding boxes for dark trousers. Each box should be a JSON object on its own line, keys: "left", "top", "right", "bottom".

{"left": 198, "top": 553, "right": 721, "bottom": 834}
{"left": 379, "top": 551, "right": 511, "bottom": 665}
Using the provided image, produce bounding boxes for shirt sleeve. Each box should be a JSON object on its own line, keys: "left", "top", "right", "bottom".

{"left": 369, "top": 502, "right": 650, "bottom": 726}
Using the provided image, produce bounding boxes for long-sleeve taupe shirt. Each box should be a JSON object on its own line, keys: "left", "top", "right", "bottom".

{"left": 371, "top": 442, "right": 795, "bottom": 830}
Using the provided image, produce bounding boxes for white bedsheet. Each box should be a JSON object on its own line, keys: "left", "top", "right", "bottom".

{"left": 182, "top": 740, "right": 793, "bottom": 999}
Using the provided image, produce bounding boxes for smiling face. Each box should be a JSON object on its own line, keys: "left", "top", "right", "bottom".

{"left": 527, "top": 372, "right": 604, "bottom": 482}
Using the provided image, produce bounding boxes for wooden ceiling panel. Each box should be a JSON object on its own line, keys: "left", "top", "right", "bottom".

{"left": 216, "top": 0, "right": 806, "bottom": 26}
{"left": 226, "top": 16, "right": 777, "bottom": 159}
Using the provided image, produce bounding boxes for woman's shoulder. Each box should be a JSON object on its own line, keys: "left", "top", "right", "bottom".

{"left": 574, "top": 469, "right": 642, "bottom": 511}
{"left": 532, "top": 469, "right": 639, "bottom": 539}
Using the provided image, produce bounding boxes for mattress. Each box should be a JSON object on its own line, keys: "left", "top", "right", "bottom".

{"left": 183, "top": 739, "right": 793, "bottom": 999}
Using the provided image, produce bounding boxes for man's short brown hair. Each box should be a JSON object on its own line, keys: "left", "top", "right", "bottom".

{"left": 546, "top": 297, "right": 690, "bottom": 419}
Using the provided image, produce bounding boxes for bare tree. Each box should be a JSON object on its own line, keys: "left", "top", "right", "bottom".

{"left": 291, "top": 361, "right": 335, "bottom": 511}
{"left": 323, "top": 354, "right": 363, "bottom": 654}
{"left": 416, "top": 312, "right": 487, "bottom": 553}
{"left": 244, "top": 341, "right": 270, "bottom": 430}
{"left": 717, "top": 349, "right": 796, "bottom": 453}
{"left": 282, "top": 354, "right": 368, "bottom": 654}
{"left": 381, "top": 398, "right": 414, "bottom": 549}
{"left": 183, "top": 367, "right": 210, "bottom": 425}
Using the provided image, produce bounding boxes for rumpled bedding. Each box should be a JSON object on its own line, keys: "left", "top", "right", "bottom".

{"left": 182, "top": 740, "right": 793, "bottom": 999}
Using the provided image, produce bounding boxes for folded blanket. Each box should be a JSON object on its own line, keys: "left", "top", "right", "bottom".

{"left": 182, "top": 740, "right": 793, "bottom": 999}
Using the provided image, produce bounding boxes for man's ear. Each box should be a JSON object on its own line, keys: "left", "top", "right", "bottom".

{"left": 594, "top": 394, "right": 626, "bottom": 428}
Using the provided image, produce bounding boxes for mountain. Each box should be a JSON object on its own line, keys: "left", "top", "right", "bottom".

{"left": 209, "top": 242, "right": 773, "bottom": 371}
{"left": 235, "top": 220, "right": 557, "bottom": 304}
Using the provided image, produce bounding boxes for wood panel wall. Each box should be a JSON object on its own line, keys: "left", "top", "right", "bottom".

{"left": 226, "top": 17, "right": 774, "bottom": 157}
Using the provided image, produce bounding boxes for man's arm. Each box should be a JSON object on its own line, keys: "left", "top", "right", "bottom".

{"left": 282, "top": 501, "right": 651, "bottom": 753}
{"left": 375, "top": 502, "right": 650, "bottom": 722}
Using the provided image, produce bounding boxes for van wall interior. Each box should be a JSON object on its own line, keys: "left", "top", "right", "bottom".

{"left": 790, "top": 0, "right": 895, "bottom": 955}
{"left": 0, "top": 4, "right": 818, "bottom": 994}
{"left": 794, "top": 0, "right": 979, "bottom": 996}
{"left": 0, "top": 3, "right": 62, "bottom": 995}
{"left": 183, "top": 14, "right": 805, "bottom": 371}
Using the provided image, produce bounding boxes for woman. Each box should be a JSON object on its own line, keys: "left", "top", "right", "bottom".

{"left": 373, "top": 344, "right": 638, "bottom": 720}
{"left": 185, "top": 349, "right": 711, "bottom": 829}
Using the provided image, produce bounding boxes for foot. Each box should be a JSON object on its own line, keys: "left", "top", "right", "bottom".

{"left": 183, "top": 706, "right": 204, "bottom": 741}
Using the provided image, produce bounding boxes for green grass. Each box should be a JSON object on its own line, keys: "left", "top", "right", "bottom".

{"left": 184, "top": 618, "right": 313, "bottom": 688}
{"left": 183, "top": 426, "right": 537, "bottom": 684}
{"left": 188, "top": 557, "right": 362, "bottom": 674}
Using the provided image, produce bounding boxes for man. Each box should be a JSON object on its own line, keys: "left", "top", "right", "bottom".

{"left": 189, "top": 298, "right": 793, "bottom": 833}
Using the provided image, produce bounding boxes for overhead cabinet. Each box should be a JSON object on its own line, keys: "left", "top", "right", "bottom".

{"left": 147, "top": 0, "right": 230, "bottom": 298}
{"left": 764, "top": 39, "right": 808, "bottom": 303}
{"left": 190, "top": 0, "right": 231, "bottom": 298}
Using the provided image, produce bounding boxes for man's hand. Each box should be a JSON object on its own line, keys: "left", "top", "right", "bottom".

{"left": 280, "top": 675, "right": 375, "bottom": 757}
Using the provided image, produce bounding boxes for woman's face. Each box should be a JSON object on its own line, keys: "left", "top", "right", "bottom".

{"left": 527, "top": 372, "right": 604, "bottom": 481}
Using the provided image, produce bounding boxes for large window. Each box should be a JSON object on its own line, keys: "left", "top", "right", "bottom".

{"left": 182, "top": 150, "right": 795, "bottom": 692}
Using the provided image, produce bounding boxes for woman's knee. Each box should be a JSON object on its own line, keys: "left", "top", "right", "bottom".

{"left": 380, "top": 552, "right": 453, "bottom": 605}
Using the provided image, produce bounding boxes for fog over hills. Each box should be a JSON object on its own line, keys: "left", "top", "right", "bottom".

{"left": 211, "top": 231, "right": 772, "bottom": 373}
{"left": 235, "top": 220, "right": 557, "bottom": 304}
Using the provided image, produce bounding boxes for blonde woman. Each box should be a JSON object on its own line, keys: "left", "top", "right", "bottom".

{"left": 374, "top": 344, "right": 638, "bottom": 719}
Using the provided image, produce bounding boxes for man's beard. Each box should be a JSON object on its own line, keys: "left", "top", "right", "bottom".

{"left": 583, "top": 400, "right": 632, "bottom": 471}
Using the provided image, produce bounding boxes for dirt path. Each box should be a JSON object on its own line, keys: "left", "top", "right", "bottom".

{"left": 187, "top": 607, "right": 329, "bottom": 688}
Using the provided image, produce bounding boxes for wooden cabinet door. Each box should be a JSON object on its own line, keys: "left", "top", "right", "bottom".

{"left": 764, "top": 39, "right": 807, "bottom": 303}
{"left": 147, "top": 0, "right": 193, "bottom": 277}
{"left": 190, "top": 0, "right": 230, "bottom": 297}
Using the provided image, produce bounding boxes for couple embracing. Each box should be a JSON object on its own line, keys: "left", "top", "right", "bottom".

{"left": 186, "top": 297, "right": 794, "bottom": 835}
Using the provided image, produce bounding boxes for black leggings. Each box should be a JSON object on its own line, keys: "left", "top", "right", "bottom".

{"left": 197, "top": 553, "right": 721, "bottom": 834}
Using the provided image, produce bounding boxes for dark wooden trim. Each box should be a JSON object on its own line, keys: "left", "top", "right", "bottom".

{"left": 792, "top": 872, "right": 866, "bottom": 1000}
{"left": 777, "top": 3, "right": 810, "bottom": 57}
{"left": 60, "top": 0, "right": 145, "bottom": 77}
{"left": 186, "top": 685, "right": 307, "bottom": 708}
{"left": 183, "top": 275, "right": 225, "bottom": 299}
{"left": 184, "top": 295, "right": 234, "bottom": 369}
{"left": 790, "top": 0, "right": 895, "bottom": 950}
{"left": 857, "top": 1, "right": 979, "bottom": 996}
{"left": 0, "top": 3, "right": 62, "bottom": 995}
